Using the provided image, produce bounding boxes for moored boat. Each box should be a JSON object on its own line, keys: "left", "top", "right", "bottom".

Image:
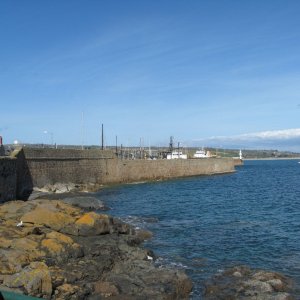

{"left": 167, "top": 151, "right": 187, "bottom": 159}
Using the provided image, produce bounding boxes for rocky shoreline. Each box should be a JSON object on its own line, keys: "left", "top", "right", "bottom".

{"left": 204, "top": 265, "right": 295, "bottom": 300}
{"left": 0, "top": 194, "right": 297, "bottom": 299}
{"left": 0, "top": 199, "right": 192, "bottom": 299}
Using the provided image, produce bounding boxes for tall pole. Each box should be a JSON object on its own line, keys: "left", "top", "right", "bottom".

{"left": 101, "top": 123, "right": 104, "bottom": 150}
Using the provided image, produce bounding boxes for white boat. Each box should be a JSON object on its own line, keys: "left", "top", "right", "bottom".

{"left": 167, "top": 151, "right": 187, "bottom": 159}
{"left": 193, "top": 149, "right": 211, "bottom": 158}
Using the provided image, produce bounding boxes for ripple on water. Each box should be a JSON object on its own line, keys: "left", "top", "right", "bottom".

{"left": 96, "top": 160, "right": 300, "bottom": 298}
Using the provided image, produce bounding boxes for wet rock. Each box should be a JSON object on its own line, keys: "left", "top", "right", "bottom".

{"left": 111, "top": 218, "right": 134, "bottom": 235}
{"left": 32, "top": 182, "right": 103, "bottom": 195}
{"left": 62, "top": 196, "right": 108, "bottom": 211}
{"left": 204, "top": 265, "right": 295, "bottom": 300}
{"left": 28, "top": 191, "right": 50, "bottom": 200}
{"left": 34, "top": 182, "right": 76, "bottom": 194}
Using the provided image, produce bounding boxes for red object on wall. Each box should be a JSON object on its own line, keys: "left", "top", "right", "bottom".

{"left": 0, "top": 136, "right": 2, "bottom": 145}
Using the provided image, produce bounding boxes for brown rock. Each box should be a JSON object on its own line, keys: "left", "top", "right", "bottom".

{"left": 267, "top": 278, "right": 285, "bottom": 291}
{"left": 41, "top": 231, "right": 83, "bottom": 261}
{"left": 42, "top": 238, "right": 64, "bottom": 254}
{"left": 253, "top": 270, "right": 284, "bottom": 282}
{"left": 111, "top": 219, "right": 133, "bottom": 234}
{"left": 0, "top": 249, "right": 32, "bottom": 275}
{"left": 94, "top": 281, "right": 120, "bottom": 297}
{"left": 75, "top": 212, "right": 112, "bottom": 236}
{"left": 136, "top": 229, "right": 153, "bottom": 241}
{"left": 243, "top": 279, "right": 274, "bottom": 293}
{"left": 3, "top": 261, "right": 52, "bottom": 298}
{"left": 55, "top": 283, "right": 83, "bottom": 300}
{"left": 0, "top": 200, "right": 34, "bottom": 220}
{"left": 204, "top": 266, "right": 296, "bottom": 300}
{"left": 10, "top": 237, "right": 45, "bottom": 262}
{"left": 11, "top": 237, "right": 39, "bottom": 251}
{"left": 22, "top": 207, "right": 74, "bottom": 231}
{"left": 0, "top": 236, "right": 12, "bottom": 248}
{"left": 46, "top": 231, "right": 74, "bottom": 244}
{"left": 0, "top": 199, "right": 193, "bottom": 300}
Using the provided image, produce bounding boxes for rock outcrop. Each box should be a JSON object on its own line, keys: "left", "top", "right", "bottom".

{"left": 204, "top": 265, "right": 295, "bottom": 300}
{"left": 31, "top": 182, "right": 104, "bottom": 196}
{"left": 0, "top": 199, "right": 192, "bottom": 299}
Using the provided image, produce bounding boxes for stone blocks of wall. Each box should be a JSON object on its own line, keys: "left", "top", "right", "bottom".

{"left": 102, "top": 158, "right": 235, "bottom": 184}
{"left": 23, "top": 148, "right": 235, "bottom": 187}
{"left": 26, "top": 158, "right": 105, "bottom": 187}
{"left": 11, "top": 148, "right": 33, "bottom": 199}
{"left": 23, "top": 148, "right": 115, "bottom": 159}
{"left": 0, "top": 157, "right": 17, "bottom": 202}
{"left": 0, "top": 147, "right": 237, "bottom": 201}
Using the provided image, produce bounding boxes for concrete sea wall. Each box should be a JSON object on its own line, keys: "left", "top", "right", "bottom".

{"left": 22, "top": 148, "right": 115, "bottom": 187}
{"left": 0, "top": 148, "right": 236, "bottom": 202}
{"left": 22, "top": 148, "right": 235, "bottom": 187}
{"left": 101, "top": 158, "right": 235, "bottom": 184}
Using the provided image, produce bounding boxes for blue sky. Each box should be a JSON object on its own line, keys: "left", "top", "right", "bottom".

{"left": 1, "top": 1, "right": 300, "bottom": 150}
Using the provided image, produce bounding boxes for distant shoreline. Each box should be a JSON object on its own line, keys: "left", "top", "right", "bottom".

{"left": 244, "top": 157, "right": 300, "bottom": 161}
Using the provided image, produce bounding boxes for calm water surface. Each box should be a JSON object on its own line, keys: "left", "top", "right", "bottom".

{"left": 96, "top": 160, "right": 300, "bottom": 298}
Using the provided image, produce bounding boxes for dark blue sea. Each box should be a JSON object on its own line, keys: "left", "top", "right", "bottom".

{"left": 96, "top": 160, "right": 300, "bottom": 298}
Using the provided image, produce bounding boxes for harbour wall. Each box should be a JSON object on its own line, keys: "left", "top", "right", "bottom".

{"left": 0, "top": 148, "right": 236, "bottom": 202}
{"left": 23, "top": 148, "right": 236, "bottom": 186}
{"left": 0, "top": 156, "right": 17, "bottom": 202}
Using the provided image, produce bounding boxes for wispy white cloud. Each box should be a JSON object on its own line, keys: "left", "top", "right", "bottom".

{"left": 222, "top": 128, "right": 300, "bottom": 140}
{"left": 192, "top": 128, "right": 300, "bottom": 151}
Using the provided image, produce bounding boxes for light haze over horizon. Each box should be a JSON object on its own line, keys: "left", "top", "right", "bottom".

{"left": 1, "top": 1, "right": 300, "bottom": 151}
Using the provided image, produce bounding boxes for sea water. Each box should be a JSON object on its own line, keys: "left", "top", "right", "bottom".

{"left": 96, "top": 160, "right": 300, "bottom": 298}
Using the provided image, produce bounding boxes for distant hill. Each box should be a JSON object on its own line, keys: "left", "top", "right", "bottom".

{"left": 204, "top": 148, "right": 300, "bottom": 159}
